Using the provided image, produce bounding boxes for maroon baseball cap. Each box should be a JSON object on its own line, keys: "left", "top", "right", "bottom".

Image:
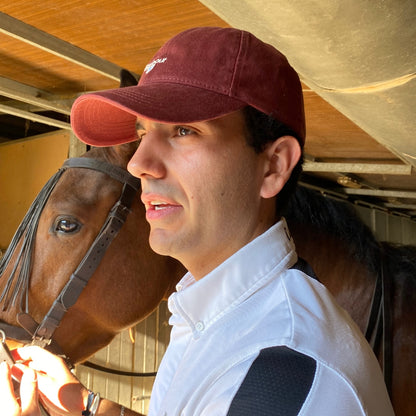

{"left": 71, "top": 27, "right": 305, "bottom": 146}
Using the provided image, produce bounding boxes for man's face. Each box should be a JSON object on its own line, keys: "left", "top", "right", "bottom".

{"left": 128, "top": 110, "right": 273, "bottom": 279}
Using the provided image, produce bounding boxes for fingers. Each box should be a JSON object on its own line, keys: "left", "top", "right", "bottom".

{"left": 17, "top": 345, "right": 60, "bottom": 365}
{"left": 0, "top": 361, "right": 20, "bottom": 416}
{"left": 17, "top": 346, "right": 75, "bottom": 381}
{"left": 20, "top": 367, "right": 41, "bottom": 416}
{"left": 16, "top": 347, "right": 86, "bottom": 414}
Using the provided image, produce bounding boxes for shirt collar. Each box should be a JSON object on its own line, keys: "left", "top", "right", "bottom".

{"left": 168, "top": 218, "right": 297, "bottom": 336}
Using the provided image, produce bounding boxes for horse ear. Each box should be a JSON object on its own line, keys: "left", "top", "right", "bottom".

{"left": 260, "top": 136, "right": 301, "bottom": 199}
{"left": 119, "top": 69, "right": 139, "bottom": 87}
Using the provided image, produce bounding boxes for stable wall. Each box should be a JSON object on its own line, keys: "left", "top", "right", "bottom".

{"left": 0, "top": 130, "right": 69, "bottom": 250}
{"left": 356, "top": 204, "right": 416, "bottom": 245}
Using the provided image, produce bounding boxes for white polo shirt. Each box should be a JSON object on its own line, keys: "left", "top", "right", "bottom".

{"left": 148, "top": 219, "right": 394, "bottom": 415}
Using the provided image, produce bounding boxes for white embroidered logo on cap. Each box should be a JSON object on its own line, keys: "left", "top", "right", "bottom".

{"left": 144, "top": 57, "right": 167, "bottom": 74}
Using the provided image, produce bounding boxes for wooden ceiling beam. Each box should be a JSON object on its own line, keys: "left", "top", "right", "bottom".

{"left": 0, "top": 11, "right": 132, "bottom": 81}
{"left": 0, "top": 76, "right": 73, "bottom": 115}
{"left": 303, "top": 161, "right": 412, "bottom": 175}
{"left": 342, "top": 188, "right": 416, "bottom": 199}
{"left": 0, "top": 103, "right": 70, "bottom": 130}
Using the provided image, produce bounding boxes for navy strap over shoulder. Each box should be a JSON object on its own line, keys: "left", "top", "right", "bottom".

{"left": 227, "top": 346, "right": 316, "bottom": 416}
{"left": 290, "top": 257, "right": 319, "bottom": 281}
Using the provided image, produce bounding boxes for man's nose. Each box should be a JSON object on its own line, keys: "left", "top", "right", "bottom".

{"left": 127, "top": 132, "right": 166, "bottom": 179}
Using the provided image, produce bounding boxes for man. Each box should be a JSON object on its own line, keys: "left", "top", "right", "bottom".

{"left": 2, "top": 27, "right": 393, "bottom": 415}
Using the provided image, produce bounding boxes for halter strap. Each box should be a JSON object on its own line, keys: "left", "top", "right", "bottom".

{"left": 62, "top": 158, "right": 140, "bottom": 191}
{"left": 0, "top": 321, "right": 32, "bottom": 342}
{"left": 364, "top": 248, "right": 393, "bottom": 397}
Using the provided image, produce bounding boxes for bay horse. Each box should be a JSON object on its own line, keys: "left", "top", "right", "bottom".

{"left": 0, "top": 144, "right": 414, "bottom": 415}
{"left": 0, "top": 142, "right": 184, "bottom": 364}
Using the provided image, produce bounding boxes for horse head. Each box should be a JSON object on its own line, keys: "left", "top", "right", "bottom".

{"left": 0, "top": 142, "right": 185, "bottom": 363}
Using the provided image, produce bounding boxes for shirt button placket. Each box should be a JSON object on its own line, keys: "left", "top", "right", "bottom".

{"left": 195, "top": 321, "right": 204, "bottom": 332}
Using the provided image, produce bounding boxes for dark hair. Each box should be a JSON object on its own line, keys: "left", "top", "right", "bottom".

{"left": 243, "top": 106, "right": 304, "bottom": 218}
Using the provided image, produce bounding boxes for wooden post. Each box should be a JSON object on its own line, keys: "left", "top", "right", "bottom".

{"left": 69, "top": 130, "right": 86, "bottom": 157}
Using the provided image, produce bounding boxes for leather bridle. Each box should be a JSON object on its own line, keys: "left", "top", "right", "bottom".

{"left": 0, "top": 157, "right": 140, "bottom": 356}
{"left": 364, "top": 250, "right": 393, "bottom": 397}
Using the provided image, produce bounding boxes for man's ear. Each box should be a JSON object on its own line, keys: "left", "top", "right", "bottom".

{"left": 260, "top": 136, "right": 301, "bottom": 199}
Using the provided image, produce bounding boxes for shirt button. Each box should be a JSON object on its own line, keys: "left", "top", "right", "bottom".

{"left": 195, "top": 321, "right": 204, "bottom": 332}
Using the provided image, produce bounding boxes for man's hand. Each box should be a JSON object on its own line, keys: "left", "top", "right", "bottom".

{"left": 14, "top": 346, "right": 89, "bottom": 416}
{"left": 5, "top": 346, "right": 145, "bottom": 416}
{"left": 0, "top": 361, "right": 40, "bottom": 416}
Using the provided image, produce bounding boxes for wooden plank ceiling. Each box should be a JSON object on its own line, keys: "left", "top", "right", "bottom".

{"left": 0, "top": 0, "right": 415, "bottom": 217}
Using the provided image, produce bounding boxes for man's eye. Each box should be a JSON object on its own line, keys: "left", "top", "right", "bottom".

{"left": 177, "top": 127, "right": 193, "bottom": 136}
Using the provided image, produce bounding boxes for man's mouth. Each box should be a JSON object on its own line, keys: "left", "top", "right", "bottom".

{"left": 141, "top": 194, "right": 182, "bottom": 219}
{"left": 149, "top": 201, "right": 170, "bottom": 211}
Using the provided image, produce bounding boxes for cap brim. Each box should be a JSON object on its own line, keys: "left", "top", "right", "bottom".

{"left": 71, "top": 84, "right": 246, "bottom": 147}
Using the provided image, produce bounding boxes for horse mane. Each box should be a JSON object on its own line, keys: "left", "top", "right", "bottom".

{"left": 285, "top": 185, "right": 382, "bottom": 276}
{"left": 380, "top": 241, "right": 416, "bottom": 283}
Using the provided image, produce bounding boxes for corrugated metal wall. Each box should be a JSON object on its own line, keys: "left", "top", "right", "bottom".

{"left": 355, "top": 205, "right": 416, "bottom": 245}
{"left": 75, "top": 202, "right": 416, "bottom": 414}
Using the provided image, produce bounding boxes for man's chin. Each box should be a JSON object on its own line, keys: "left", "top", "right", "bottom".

{"left": 149, "top": 232, "right": 175, "bottom": 257}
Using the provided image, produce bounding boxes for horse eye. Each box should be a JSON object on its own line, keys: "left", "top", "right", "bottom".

{"left": 53, "top": 217, "right": 82, "bottom": 234}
